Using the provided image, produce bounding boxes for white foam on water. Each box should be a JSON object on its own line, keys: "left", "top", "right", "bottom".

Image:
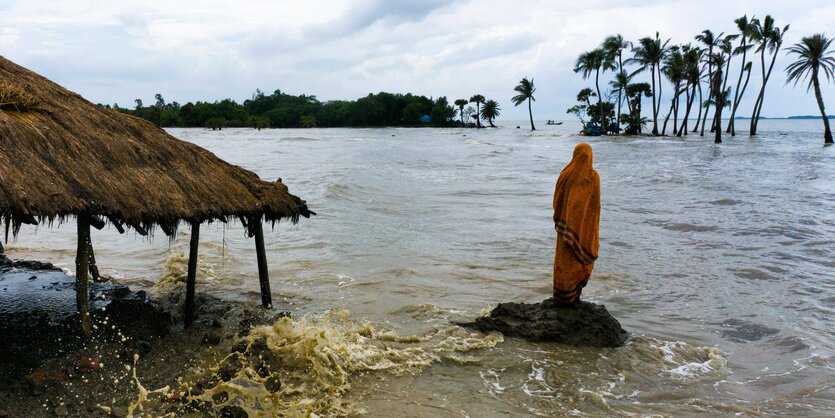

{"left": 130, "top": 309, "right": 503, "bottom": 416}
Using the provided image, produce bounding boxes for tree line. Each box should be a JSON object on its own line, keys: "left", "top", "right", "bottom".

{"left": 100, "top": 90, "right": 460, "bottom": 129}
{"left": 569, "top": 14, "right": 835, "bottom": 144}
{"left": 102, "top": 82, "right": 534, "bottom": 131}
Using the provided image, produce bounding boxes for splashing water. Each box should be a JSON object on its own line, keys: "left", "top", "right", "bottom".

{"left": 130, "top": 310, "right": 503, "bottom": 416}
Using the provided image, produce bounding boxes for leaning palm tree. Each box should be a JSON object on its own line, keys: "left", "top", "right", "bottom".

{"left": 575, "top": 48, "right": 615, "bottom": 132}
{"left": 727, "top": 15, "right": 755, "bottom": 136}
{"left": 469, "top": 95, "right": 485, "bottom": 128}
{"left": 629, "top": 33, "right": 669, "bottom": 135}
{"left": 695, "top": 29, "right": 724, "bottom": 136}
{"left": 603, "top": 34, "right": 632, "bottom": 131}
{"left": 677, "top": 45, "right": 703, "bottom": 137}
{"left": 750, "top": 16, "right": 790, "bottom": 135}
{"left": 512, "top": 77, "right": 536, "bottom": 130}
{"left": 709, "top": 52, "right": 730, "bottom": 143}
{"left": 609, "top": 71, "right": 632, "bottom": 115}
{"left": 454, "top": 99, "right": 468, "bottom": 126}
{"left": 661, "top": 45, "right": 685, "bottom": 135}
{"left": 786, "top": 34, "right": 835, "bottom": 144}
{"left": 480, "top": 99, "right": 501, "bottom": 127}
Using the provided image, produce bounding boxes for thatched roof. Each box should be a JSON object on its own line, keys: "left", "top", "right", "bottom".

{"left": 0, "top": 55, "right": 309, "bottom": 236}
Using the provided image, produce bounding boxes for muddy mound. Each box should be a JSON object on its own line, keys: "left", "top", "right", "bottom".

{"left": 460, "top": 299, "right": 627, "bottom": 348}
{"left": 0, "top": 255, "right": 172, "bottom": 377}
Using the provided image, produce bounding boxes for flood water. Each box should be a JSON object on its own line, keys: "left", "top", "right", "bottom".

{"left": 5, "top": 120, "right": 835, "bottom": 416}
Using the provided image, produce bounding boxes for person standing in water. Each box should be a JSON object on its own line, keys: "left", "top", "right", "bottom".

{"left": 552, "top": 143, "right": 600, "bottom": 304}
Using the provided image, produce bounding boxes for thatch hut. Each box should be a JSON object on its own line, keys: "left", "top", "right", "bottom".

{"left": 0, "top": 56, "right": 312, "bottom": 335}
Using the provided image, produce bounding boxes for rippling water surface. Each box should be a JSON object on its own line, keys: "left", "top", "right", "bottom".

{"left": 7, "top": 120, "right": 835, "bottom": 416}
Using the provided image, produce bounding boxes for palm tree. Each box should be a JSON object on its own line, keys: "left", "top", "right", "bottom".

{"left": 512, "top": 77, "right": 536, "bottom": 130}
{"left": 603, "top": 34, "right": 631, "bottom": 131}
{"left": 727, "top": 15, "right": 755, "bottom": 136}
{"left": 609, "top": 71, "right": 632, "bottom": 115}
{"left": 661, "top": 45, "right": 685, "bottom": 135}
{"left": 695, "top": 29, "right": 724, "bottom": 136}
{"left": 750, "top": 16, "right": 790, "bottom": 135}
{"left": 454, "top": 99, "right": 468, "bottom": 126}
{"left": 575, "top": 48, "right": 615, "bottom": 132}
{"left": 629, "top": 33, "right": 669, "bottom": 135}
{"left": 710, "top": 36, "right": 737, "bottom": 133}
{"left": 480, "top": 99, "right": 501, "bottom": 127}
{"left": 785, "top": 34, "right": 835, "bottom": 144}
{"left": 469, "top": 95, "right": 485, "bottom": 128}
{"left": 677, "top": 45, "right": 703, "bottom": 136}
{"left": 577, "top": 87, "right": 596, "bottom": 108}
{"left": 710, "top": 52, "right": 730, "bottom": 143}
{"left": 625, "top": 83, "right": 652, "bottom": 133}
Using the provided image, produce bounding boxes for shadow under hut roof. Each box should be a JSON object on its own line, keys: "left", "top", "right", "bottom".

{"left": 0, "top": 55, "right": 313, "bottom": 335}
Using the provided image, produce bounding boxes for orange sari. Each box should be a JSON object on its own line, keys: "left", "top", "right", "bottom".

{"left": 552, "top": 143, "right": 600, "bottom": 303}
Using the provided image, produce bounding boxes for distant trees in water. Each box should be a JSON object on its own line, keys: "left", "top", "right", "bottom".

{"left": 101, "top": 90, "right": 459, "bottom": 129}
{"left": 568, "top": 14, "right": 835, "bottom": 143}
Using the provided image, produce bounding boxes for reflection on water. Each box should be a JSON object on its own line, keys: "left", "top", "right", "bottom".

{"left": 5, "top": 119, "right": 835, "bottom": 416}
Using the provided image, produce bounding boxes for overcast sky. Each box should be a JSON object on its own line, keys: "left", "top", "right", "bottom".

{"left": 2, "top": 0, "right": 834, "bottom": 119}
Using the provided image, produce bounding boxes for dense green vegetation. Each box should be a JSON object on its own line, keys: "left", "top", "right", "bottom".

{"left": 568, "top": 14, "right": 824, "bottom": 142}
{"left": 100, "top": 90, "right": 459, "bottom": 129}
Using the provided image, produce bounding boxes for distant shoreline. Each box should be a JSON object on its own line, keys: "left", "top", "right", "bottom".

{"left": 736, "top": 115, "right": 835, "bottom": 120}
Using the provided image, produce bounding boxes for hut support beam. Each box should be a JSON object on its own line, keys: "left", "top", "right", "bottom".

{"left": 75, "top": 217, "right": 92, "bottom": 337}
{"left": 184, "top": 222, "right": 200, "bottom": 327}
{"left": 252, "top": 218, "right": 272, "bottom": 309}
{"left": 88, "top": 241, "right": 101, "bottom": 282}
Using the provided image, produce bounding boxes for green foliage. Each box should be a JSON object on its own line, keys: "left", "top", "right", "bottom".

{"left": 786, "top": 33, "right": 835, "bottom": 91}
{"left": 511, "top": 78, "right": 535, "bottom": 106}
{"left": 566, "top": 105, "right": 588, "bottom": 122}
{"left": 204, "top": 117, "right": 227, "bottom": 130}
{"left": 430, "top": 96, "right": 456, "bottom": 126}
{"left": 620, "top": 113, "right": 647, "bottom": 134}
{"left": 126, "top": 90, "right": 457, "bottom": 129}
{"left": 480, "top": 99, "right": 501, "bottom": 126}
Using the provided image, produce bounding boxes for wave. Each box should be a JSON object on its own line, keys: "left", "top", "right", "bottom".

{"left": 128, "top": 310, "right": 503, "bottom": 416}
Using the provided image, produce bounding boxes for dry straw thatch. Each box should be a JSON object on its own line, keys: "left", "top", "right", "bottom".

{"left": 0, "top": 56, "right": 309, "bottom": 237}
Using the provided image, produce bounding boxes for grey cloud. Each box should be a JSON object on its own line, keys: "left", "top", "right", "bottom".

{"left": 305, "top": 0, "right": 450, "bottom": 40}
{"left": 437, "top": 33, "right": 543, "bottom": 67}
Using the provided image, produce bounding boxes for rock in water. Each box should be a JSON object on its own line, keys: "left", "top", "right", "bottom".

{"left": 461, "top": 299, "right": 627, "bottom": 348}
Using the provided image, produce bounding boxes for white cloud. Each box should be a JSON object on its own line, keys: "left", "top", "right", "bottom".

{"left": 1, "top": 0, "right": 834, "bottom": 118}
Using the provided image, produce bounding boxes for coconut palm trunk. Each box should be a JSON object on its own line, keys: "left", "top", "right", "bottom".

{"left": 527, "top": 98, "right": 535, "bottom": 130}
{"left": 678, "top": 83, "right": 696, "bottom": 136}
{"left": 812, "top": 68, "right": 834, "bottom": 143}
{"left": 650, "top": 64, "right": 659, "bottom": 135}
{"left": 751, "top": 41, "right": 783, "bottom": 135}
{"left": 713, "top": 55, "right": 732, "bottom": 133}
{"left": 701, "top": 71, "right": 714, "bottom": 136}
{"left": 661, "top": 82, "right": 680, "bottom": 135}
{"left": 730, "top": 65, "right": 752, "bottom": 135}
{"left": 728, "top": 39, "right": 749, "bottom": 135}
{"left": 693, "top": 81, "right": 703, "bottom": 132}
{"left": 475, "top": 103, "right": 482, "bottom": 128}
{"left": 617, "top": 53, "right": 624, "bottom": 131}
{"left": 594, "top": 67, "right": 605, "bottom": 132}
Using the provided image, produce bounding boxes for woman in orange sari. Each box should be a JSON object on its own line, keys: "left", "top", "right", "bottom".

{"left": 552, "top": 143, "right": 600, "bottom": 304}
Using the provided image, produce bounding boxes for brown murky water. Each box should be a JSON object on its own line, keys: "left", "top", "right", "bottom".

{"left": 5, "top": 120, "right": 834, "bottom": 416}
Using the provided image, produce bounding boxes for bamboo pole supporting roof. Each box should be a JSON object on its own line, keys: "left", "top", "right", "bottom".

{"left": 0, "top": 56, "right": 310, "bottom": 235}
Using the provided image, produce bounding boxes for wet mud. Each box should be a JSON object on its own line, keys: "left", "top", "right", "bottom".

{"left": 460, "top": 298, "right": 628, "bottom": 348}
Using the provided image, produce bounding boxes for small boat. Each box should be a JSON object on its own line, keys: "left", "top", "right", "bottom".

{"left": 546, "top": 120, "right": 563, "bottom": 126}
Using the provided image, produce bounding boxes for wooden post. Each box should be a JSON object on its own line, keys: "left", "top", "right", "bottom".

{"left": 88, "top": 241, "right": 101, "bottom": 282}
{"left": 75, "top": 216, "right": 92, "bottom": 337}
{"left": 184, "top": 221, "right": 200, "bottom": 327}
{"left": 252, "top": 217, "right": 272, "bottom": 309}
